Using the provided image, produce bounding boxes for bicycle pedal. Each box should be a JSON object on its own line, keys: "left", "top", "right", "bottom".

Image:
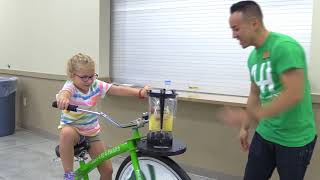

{"left": 75, "top": 156, "right": 88, "bottom": 162}
{"left": 55, "top": 140, "right": 90, "bottom": 158}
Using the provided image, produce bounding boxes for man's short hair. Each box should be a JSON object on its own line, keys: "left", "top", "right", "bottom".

{"left": 230, "top": 1, "right": 263, "bottom": 21}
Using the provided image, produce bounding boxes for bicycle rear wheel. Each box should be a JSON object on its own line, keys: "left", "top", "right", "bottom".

{"left": 115, "top": 152, "right": 191, "bottom": 180}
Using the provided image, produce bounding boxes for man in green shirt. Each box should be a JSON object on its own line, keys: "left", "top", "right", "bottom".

{"left": 226, "top": 1, "right": 317, "bottom": 179}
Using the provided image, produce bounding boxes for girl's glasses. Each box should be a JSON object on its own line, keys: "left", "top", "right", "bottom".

{"left": 74, "top": 73, "right": 98, "bottom": 82}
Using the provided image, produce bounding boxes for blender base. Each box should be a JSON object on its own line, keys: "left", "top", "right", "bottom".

{"left": 137, "top": 139, "right": 187, "bottom": 156}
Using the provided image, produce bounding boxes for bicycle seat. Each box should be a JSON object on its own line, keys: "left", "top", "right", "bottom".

{"left": 55, "top": 137, "right": 90, "bottom": 158}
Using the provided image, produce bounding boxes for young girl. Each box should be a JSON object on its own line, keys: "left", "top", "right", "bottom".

{"left": 56, "top": 53, "right": 149, "bottom": 180}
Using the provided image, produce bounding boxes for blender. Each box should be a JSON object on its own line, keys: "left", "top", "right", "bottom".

{"left": 147, "top": 89, "right": 177, "bottom": 148}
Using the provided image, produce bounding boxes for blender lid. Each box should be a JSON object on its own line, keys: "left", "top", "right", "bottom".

{"left": 148, "top": 89, "right": 177, "bottom": 98}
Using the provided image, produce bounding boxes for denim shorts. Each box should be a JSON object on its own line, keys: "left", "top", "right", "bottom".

{"left": 79, "top": 134, "right": 101, "bottom": 143}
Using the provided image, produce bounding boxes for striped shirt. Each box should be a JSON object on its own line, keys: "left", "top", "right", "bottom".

{"left": 57, "top": 79, "right": 112, "bottom": 136}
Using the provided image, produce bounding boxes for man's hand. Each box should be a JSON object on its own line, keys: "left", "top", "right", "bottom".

{"left": 218, "top": 106, "right": 251, "bottom": 151}
{"left": 218, "top": 106, "right": 249, "bottom": 127}
{"left": 239, "top": 127, "right": 250, "bottom": 151}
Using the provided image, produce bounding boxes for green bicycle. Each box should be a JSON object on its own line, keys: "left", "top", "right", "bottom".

{"left": 52, "top": 100, "right": 191, "bottom": 180}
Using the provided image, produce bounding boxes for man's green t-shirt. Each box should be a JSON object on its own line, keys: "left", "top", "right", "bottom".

{"left": 247, "top": 32, "right": 316, "bottom": 147}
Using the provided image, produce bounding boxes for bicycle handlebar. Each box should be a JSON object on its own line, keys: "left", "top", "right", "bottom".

{"left": 52, "top": 101, "right": 78, "bottom": 112}
{"left": 51, "top": 101, "right": 149, "bottom": 129}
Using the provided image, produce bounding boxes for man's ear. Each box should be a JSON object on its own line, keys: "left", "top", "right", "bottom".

{"left": 250, "top": 17, "right": 260, "bottom": 31}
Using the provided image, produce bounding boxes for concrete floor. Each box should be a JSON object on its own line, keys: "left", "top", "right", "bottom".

{"left": 0, "top": 128, "right": 215, "bottom": 180}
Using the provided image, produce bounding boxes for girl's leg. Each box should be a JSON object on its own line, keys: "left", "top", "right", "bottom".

{"left": 88, "top": 140, "right": 113, "bottom": 180}
{"left": 59, "top": 126, "right": 80, "bottom": 173}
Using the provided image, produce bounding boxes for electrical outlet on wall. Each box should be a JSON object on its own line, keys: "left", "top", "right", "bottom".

{"left": 23, "top": 97, "right": 27, "bottom": 107}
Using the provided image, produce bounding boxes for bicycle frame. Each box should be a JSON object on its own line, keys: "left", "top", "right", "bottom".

{"left": 51, "top": 102, "right": 150, "bottom": 180}
{"left": 75, "top": 128, "right": 144, "bottom": 180}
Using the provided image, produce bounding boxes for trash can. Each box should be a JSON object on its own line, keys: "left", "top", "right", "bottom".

{"left": 0, "top": 77, "right": 17, "bottom": 137}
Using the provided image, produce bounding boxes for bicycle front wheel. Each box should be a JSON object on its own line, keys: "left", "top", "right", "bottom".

{"left": 115, "top": 152, "right": 191, "bottom": 180}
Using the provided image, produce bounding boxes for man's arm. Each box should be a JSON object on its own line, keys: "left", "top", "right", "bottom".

{"left": 243, "top": 82, "right": 261, "bottom": 129}
{"left": 250, "top": 68, "right": 304, "bottom": 121}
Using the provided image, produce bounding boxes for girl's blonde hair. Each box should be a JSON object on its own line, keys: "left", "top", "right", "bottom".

{"left": 67, "top": 53, "right": 95, "bottom": 79}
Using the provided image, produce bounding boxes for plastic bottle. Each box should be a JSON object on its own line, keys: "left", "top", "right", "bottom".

{"left": 164, "top": 80, "right": 171, "bottom": 90}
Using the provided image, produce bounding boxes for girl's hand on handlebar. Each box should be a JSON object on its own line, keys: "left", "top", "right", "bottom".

{"left": 139, "top": 85, "right": 150, "bottom": 98}
{"left": 57, "top": 97, "right": 70, "bottom": 110}
{"left": 56, "top": 91, "right": 71, "bottom": 110}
